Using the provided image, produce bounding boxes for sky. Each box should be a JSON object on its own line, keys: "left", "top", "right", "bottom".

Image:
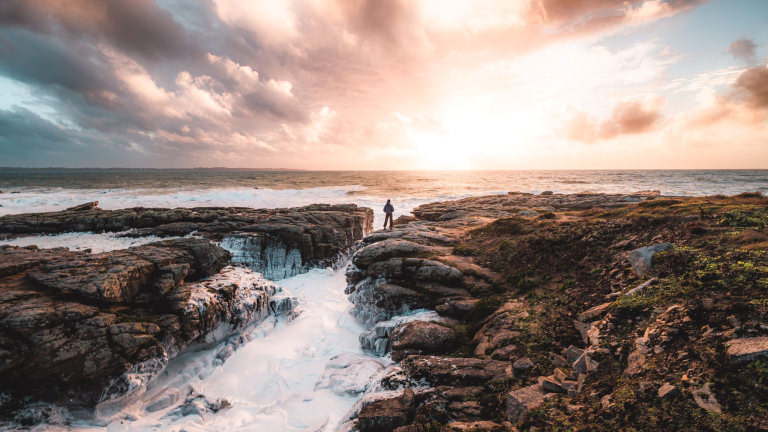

{"left": 0, "top": 0, "right": 766, "bottom": 170}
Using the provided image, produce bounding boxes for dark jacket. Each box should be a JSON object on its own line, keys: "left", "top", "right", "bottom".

{"left": 384, "top": 203, "right": 394, "bottom": 213}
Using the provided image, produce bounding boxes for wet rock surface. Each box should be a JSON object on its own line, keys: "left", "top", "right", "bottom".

{"left": 1, "top": 204, "right": 373, "bottom": 279}
{"left": 0, "top": 243, "right": 286, "bottom": 408}
{"left": 342, "top": 191, "right": 768, "bottom": 431}
{"left": 0, "top": 203, "right": 373, "bottom": 421}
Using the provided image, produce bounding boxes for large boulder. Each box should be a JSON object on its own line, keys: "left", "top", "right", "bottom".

{"left": 0, "top": 204, "right": 373, "bottom": 280}
{"left": 401, "top": 355, "right": 514, "bottom": 387}
{"left": 390, "top": 321, "right": 455, "bottom": 354}
{"left": 358, "top": 389, "right": 415, "bottom": 432}
{"left": 0, "top": 243, "right": 287, "bottom": 406}
{"left": 0, "top": 243, "right": 292, "bottom": 414}
{"left": 353, "top": 239, "right": 436, "bottom": 268}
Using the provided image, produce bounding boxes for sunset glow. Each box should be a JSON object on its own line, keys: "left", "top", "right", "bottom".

{"left": 0, "top": 0, "right": 766, "bottom": 169}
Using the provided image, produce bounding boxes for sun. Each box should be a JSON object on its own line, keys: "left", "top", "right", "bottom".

{"left": 406, "top": 101, "right": 540, "bottom": 170}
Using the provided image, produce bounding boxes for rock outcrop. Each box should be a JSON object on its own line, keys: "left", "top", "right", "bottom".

{"left": 0, "top": 242, "right": 291, "bottom": 407}
{"left": 0, "top": 204, "right": 373, "bottom": 280}
{"left": 341, "top": 191, "right": 768, "bottom": 431}
{"left": 0, "top": 203, "right": 372, "bottom": 422}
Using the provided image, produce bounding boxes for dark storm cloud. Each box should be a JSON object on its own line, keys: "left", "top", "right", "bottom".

{"left": 0, "top": 108, "right": 139, "bottom": 166}
{"left": 0, "top": 108, "right": 77, "bottom": 155}
{"left": 0, "top": 0, "right": 199, "bottom": 61}
{"left": 0, "top": 0, "right": 323, "bottom": 165}
{"left": 0, "top": 28, "right": 109, "bottom": 92}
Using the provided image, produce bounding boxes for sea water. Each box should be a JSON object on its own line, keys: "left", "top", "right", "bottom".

{"left": 2, "top": 169, "right": 767, "bottom": 227}
{"left": 2, "top": 169, "right": 768, "bottom": 430}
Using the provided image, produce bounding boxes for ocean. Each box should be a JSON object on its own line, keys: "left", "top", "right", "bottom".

{"left": 1, "top": 168, "right": 767, "bottom": 431}
{"left": 2, "top": 169, "right": 767, "bottom": 227}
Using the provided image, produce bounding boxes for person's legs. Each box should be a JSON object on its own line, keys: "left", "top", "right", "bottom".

{"left": 384, "top": 213, "right": 393, "bottom": 230}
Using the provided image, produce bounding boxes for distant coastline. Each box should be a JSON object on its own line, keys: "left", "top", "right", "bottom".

{"left": 0, "top": 167, "right": 306, "bottom": 171}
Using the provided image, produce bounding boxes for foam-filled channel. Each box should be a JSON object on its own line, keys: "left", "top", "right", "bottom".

{"left": 73, "top": 266, "right": 388, "bottom": 432}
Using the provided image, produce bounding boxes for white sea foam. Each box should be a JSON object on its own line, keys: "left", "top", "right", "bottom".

{"left": 68, "top": 266, "right": 385, "bottom": 432}
{"left": 0, "top": 186, "right": 367, "bottom": 215}
{"left": 0, "top": 185, "right": 493, "bottom": 227}
{"left": 0, "top": 231, "right": 178, "bottom": 253}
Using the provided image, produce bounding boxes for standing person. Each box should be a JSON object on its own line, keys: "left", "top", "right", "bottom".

{"left": 383, "top": 199, "right": 394, "bottom": 230}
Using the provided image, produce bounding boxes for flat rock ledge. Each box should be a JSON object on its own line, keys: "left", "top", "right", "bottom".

{"left": 1, "top": 204, "right": 373, "bottom": 280}
{"left": 727, "top": 337, "right": 768, "bottom": 364}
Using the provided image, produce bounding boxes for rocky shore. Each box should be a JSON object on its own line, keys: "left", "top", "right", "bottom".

{"left": 341, "top": 191, "right": 768, "bottom": 431}
{"left": 0, "top": 203, "right": 373, "bottom": 280}
{"left": 2, "top": 191, "right": 767, "bottom": 431}
{"left": 0, "top": 204, "right": 372, "bottom": 424}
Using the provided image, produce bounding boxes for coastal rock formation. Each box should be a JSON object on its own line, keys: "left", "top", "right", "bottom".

{"left": 0, "top": 203, "right": 372, "bottom": 423}
{"left": 27, "top": 238, "right": 229, "bottom": 303}
{"left": 0, "top": 204, "right": 373, "bottom": 279}
{"left": 343, "top": 191, "right": 768, "bottom": 431}
{"left": 0, "top": 242, "right": 290, "bottom": 407}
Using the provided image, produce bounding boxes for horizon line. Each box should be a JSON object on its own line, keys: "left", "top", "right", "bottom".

{"left": 1, "top": 167, "right": 767, "bottom": 172}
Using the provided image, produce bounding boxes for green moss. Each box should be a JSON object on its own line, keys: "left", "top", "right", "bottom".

{"left": 452, "top": 242, "right": 475, "bottom": 256}
{"left": 472, "top": 217, "right": 525, "bottom": 236}
{"left": 747, "top": 359, "right": 768, "bottom": 386}
{"left": 464, "top": 295, "right": 505, "bottom": 326}
{"left": 719, "top": 209, "right": 768, "bottom": 228}
{"left": 638, "top": 198, "right": 684, "bottom": 208}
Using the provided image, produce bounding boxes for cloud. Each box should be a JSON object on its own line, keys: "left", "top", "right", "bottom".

{"left": 525, "top": 0, "right": 706, "bottom": 34}
{"left": 729, "top": 38, "right": 757, "bottom": 63}
{"left": 733, "top": 65, "right": 768, "bottom": 109}
{"left": 0, "top": 107, "right": 151, "bottom": 166}
{"left": 0, "top": 0, "right": 199, "bottom": 60}
{"left": 0, "top": 0, "right": 714, "bottom": 168}
{"left": 681, "top": 63, "right": 768, "bottom": 129}
{"left": 564, "top": 97, "right": 665, "bottom": 143}
{"left": 0, "top": 28, "right": 110, "bottom": 93}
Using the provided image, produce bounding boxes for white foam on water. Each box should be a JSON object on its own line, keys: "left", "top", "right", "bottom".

{"left": 0, "top": 185, "right": 503, "bottom": 229}
{"left": 0, "top": 231, "right": 178, "bottom": 253}
{"left": 71, "top": 266, "right": 386, "bottom": 432}
{"left": 0, "top": 186, "right": 368, "bottom": 216}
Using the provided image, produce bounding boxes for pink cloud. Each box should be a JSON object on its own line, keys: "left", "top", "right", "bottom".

{"left": 564, "top": 98, "right": 665, "bottom": 143}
